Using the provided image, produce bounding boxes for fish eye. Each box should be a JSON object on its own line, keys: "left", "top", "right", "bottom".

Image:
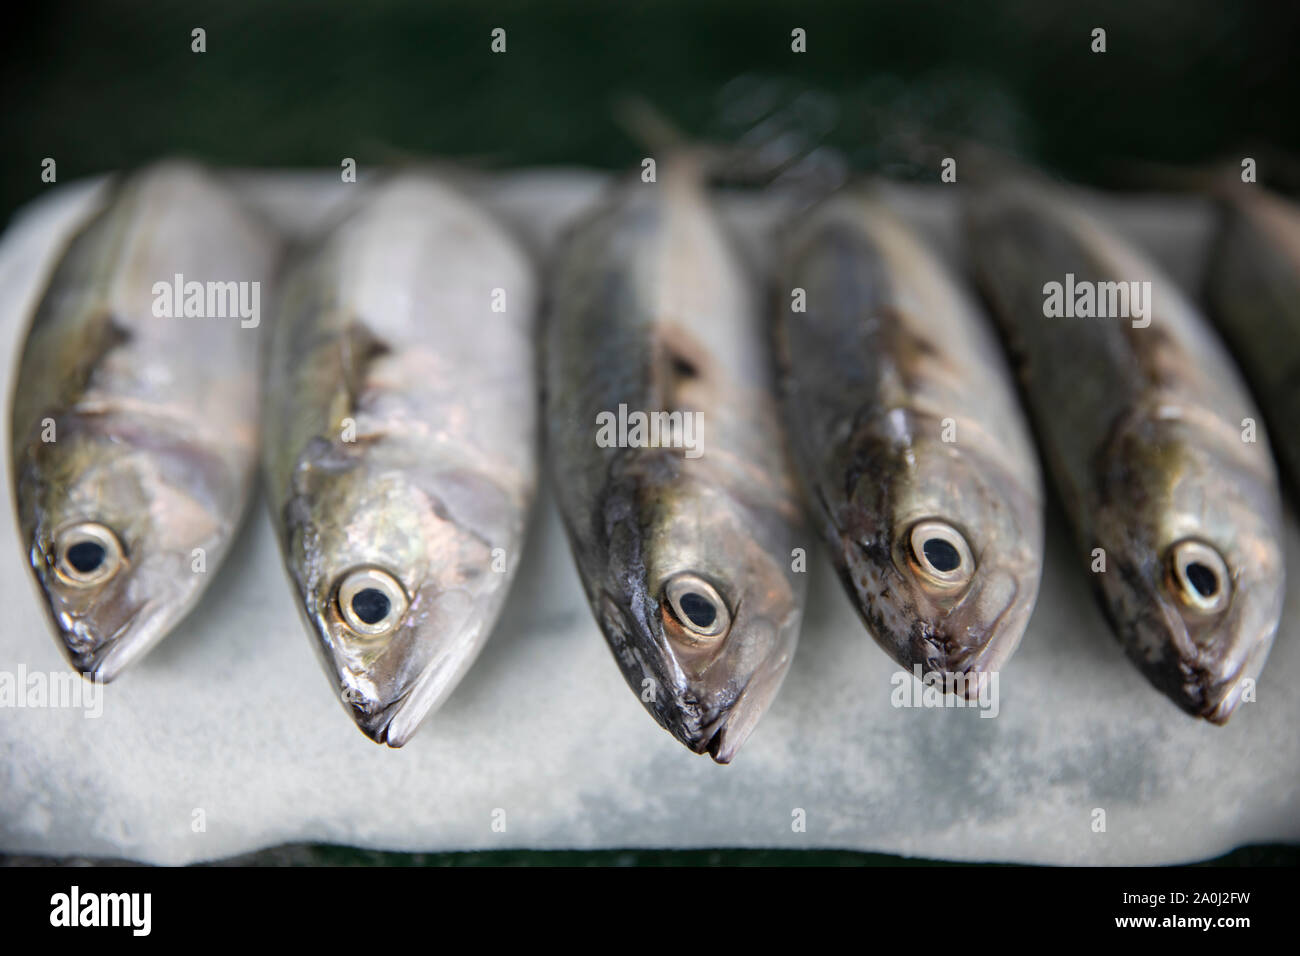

{"left": 336, "top": 567, "right": 409, "bottom": 637}
{"left": 663, "top": 573, "right": 731, "bottom": 640}
{"left": 1166, "top": 539, "right": 1230, "bottom": 616}
{"left": 53, "top": 522, "right": 124, "bottom": 587}
{"left": 907, "top": 519, "right": 975, "bottom": 592}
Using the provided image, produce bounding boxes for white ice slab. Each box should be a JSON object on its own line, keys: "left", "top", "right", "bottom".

{"left": 0, "top": 171, "right": 1295, "bottom": 866}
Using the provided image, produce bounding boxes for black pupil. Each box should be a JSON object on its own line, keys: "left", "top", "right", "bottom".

{"left": 351, "top": 588, "right": 391, "bottom": 625}
{"left": 922, "top": 538, "right": 961, "bottom": 573}
{"left": 66, "top": 541, "right": 106, "bottom": 574}
{"left": 1186, "top": 562, "right": 1218, "bottom": 598}
{"left": 678, "top": 592, "right": 717, "bottom": 628}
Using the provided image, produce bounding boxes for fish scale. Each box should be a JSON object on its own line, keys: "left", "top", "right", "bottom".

{"left": 1206, "top": 187, "right": 1300, "bottom": 499}
{"left": 966, "top": 181, "right": 1284, "bottom": 723}
{"left": 546, "top": 158, "right": 806, "bottom": 763}
{"left": 262, "top": 171, "right": 538, "bottom": 746}
{"left": 774, "top": 189, "right": 1044, "bottom": 684}
{"left": 9, "top": 160, "right": 279, "bottom": 680}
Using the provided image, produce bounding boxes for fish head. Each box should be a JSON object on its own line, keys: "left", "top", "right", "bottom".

{"left": 16, "top": 420, "right": 237, "bottom": 680}
{"left": 1092, "top": 414, "right": 1284, "bottom": 723}
{"left": 838, "top": 415, "right": 1043, "bottom": 687}
{"left": 285, "top": 443, "right": 512, "bottom": 746}
{"left": 594, "top": 453, "right": 803, "bottom": 763}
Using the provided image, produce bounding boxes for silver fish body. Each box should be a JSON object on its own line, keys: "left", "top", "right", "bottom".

{"left": 546, "top": 161, "right": 807, "bottom": 763}
{"left": 263, "top": 172, "right": 538, "bottom": 746}
{"left": 9, "top": 161, "right": 278, "bottom": 680}
{"left": 967, "top": 183, "right": 1285, "bottom": 723}
{"left": 1206, "top": 187, "right": 1300, "bottom": 496}
{"left": 774, "top": 191, "right": 1044, "bottom": 683}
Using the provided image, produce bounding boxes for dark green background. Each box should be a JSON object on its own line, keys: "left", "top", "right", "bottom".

{"left": 3, "top": 0, "right": 1299, "bottom": 226}
{"left": 2, "top": 0, "right": 1296, "bottom": 865}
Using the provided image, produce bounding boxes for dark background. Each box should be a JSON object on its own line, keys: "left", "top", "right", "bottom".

{"left": 1, "top": 0, "right": 1296, "bottom": 865}
{"left": 3, "top": 0, "right": 1299, "bottom": 225}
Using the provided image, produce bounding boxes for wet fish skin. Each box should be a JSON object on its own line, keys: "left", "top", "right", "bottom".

{"left": 263, "top": 172, "right": 538, "bottom": 746}
{"left": 546, "top": 159, "right": 806, "bottom": 763}
{"left": 9, "top": 161, "right": 278, "bottom": 680}
{"left": 773, "top": 191, "right": 1044, "bottom": 684}
{"left": 966, "top": 182, "right": 1284, "bottom": 723}
{"left": 1205, "top": 187, "right": 1300, "bottom": 497}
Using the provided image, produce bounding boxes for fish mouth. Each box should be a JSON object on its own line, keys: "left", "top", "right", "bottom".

{"left": 704, "top": 725, "right": 732, "bottom": 763}
{"left": 693, "top": 708, "right": 739, "bottom": 764}
{"left": 1180, "top": 663, "right": 1248, "bottom": 725}
{"left": 331, "top": 610, "right": 488, "bottom": 748}
{"left": 344, "top": 691, "right": 412, "bottom": 746}
{"left": 1200, "top": 693, "right": 1239, "bottom": 726}
{"left": 600, "top": 579, "right": 796, "bottom": 764}
{"left": 53, "top": 599, "right": 163, "bottom": 683}
{"left": 692, "top": 644, "right": 794, "bottom": 765}
{"left": 336, "top": 675, "right": 431, "bottom": 748}
{"left": 701, "top": 713, "right": 752, "bottom": 765}
{"left": 904, "top": 649, "right": 998, "bottom": 702}
{"left": 845, "top": 534, "right": 1029, "bottom": 686}
{"left": 366, "top": 670, "right": 457, "bottom": 748}
{"left": 651, "top": 669, "right": 758, "bottom": 765}
{"left": 899, "top": 568, "right": 1026, "bottom": 692}
{"left": 907, "top": 632, "right": 995, "bottom": 690}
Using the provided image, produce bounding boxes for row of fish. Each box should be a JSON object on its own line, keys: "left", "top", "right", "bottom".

{"left": 8, "top": 159, "right": 1297, "bottom": 761}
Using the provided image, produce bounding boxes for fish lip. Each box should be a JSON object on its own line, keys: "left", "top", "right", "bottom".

{"left": 358, "top": 678, "right": 470, "bottom": 749}
{"left": 699, "top": 681, "right": 782, "bottom": 765}
{"left": 849, "top": 535, "right": 1030, "bottom": 685}
{"left": 923, "top": 570, "right": 1027, "bottom": 680}
{"left": 693, "top": 705, "right": 737, "bottom": 763}
{"left": 54, "top": 599, "right": 159, "bottom": 683}
{"left": 906, "top": 633, "right": 992, "bottom": 685}
{"left": 84, "top": 644, "right": 130, "bottom": 684}
{"left": 939, "top": 622, "right": 1022, "bottom": 689}
{"left": 345, "top": 692, "right": 410, "bottom": 746}
{"left": 332, "top": 615, "right": 489, "bottom": 749}
{"left": 1183, "top": 664, "right": 1247, "bottom": 725}
{"left": 705, "top": 725, "right": 734, "bottom": 764}
{"left": 944, "top": 660, "right": 998, "bottom": 702}
{"left": 944, "top": 642, "right": 994, "bottom": 680}
{"left": 905, "top": 652, "right": 998, "bottom": 702}
{"left": 376, "top": 686, "right": 438, "bottom": 748}
{"left": 1112, "top": 585, "right": 1238, "bottom": 721}
{"left": 692, "top": 647, "right": 794, "bottom": 764}
{"left": 1200, "top": 696, "right": 1237, "bottom": 726}
{"left": 651, "top": 680, "right": 747, "bottom": 764}
{"left": 333, "top": 667, "right": 417, "bottom": 747}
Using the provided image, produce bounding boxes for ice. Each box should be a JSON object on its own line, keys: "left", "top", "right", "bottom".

{"left": 0, "top": 171, "right": 1295, "bottom": 865}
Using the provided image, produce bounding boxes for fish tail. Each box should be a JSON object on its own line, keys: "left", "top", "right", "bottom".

{"left": 611, "top": 95, "right": 726, "bottom": 185}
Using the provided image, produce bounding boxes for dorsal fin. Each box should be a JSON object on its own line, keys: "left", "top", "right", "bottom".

{"left": 338, "top": 321, "right": 390, "bottom": 415}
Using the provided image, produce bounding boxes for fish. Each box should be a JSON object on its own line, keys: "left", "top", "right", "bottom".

{"left": 262, "top": 171, "right": 538, "bottom": 746}
{"left": 545, "top": 155, "right": 807, "bottom": 763}
{"left": 9, "top": 160, "right": 279, "bottom": 680}
{"left": 772, "top": 190, "right": 1044, "bottom": 687}
{"left": 1205, "top": 186, "right": 1300, "bottom": 497}
{"left": 965, "top": 181, "right": 1285, "bottom": 723}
